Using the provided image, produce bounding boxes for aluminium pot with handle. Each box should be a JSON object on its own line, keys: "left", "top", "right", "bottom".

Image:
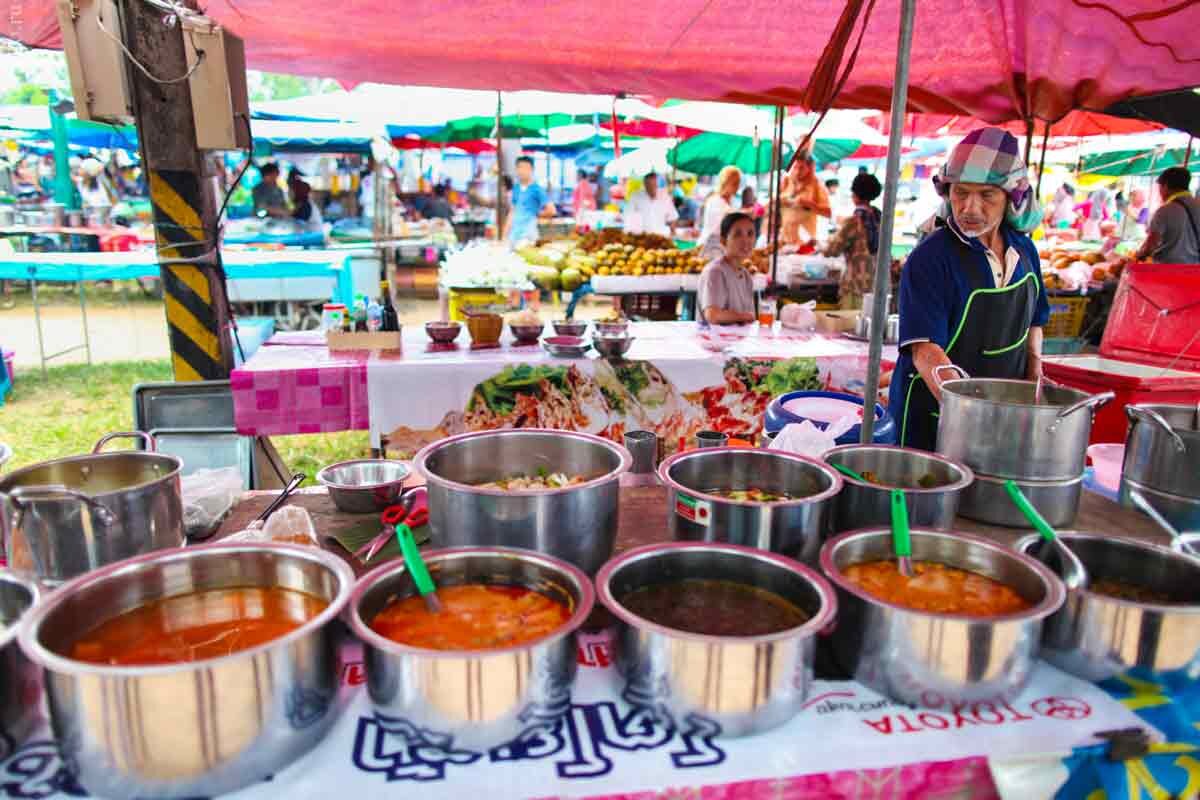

{"left": 934, "top": 365, "right": 1114, "bottom": 481}
{"left": 1120, "top": 404, "right": 1200, "bottom": 533}
{"left": 0, "top": 432, "right": 184, "bottom": 585}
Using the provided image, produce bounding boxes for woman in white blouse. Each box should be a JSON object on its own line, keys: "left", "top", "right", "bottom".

{"left": 697, "top": 165, "right": 743, "bottom": 259}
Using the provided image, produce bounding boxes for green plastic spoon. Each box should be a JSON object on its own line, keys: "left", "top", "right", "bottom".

{"left": 833, "top": 463, "right": 869, "bottom": 483}
{"left": 384, "top": 503, "right": 442, "bottom": 614}
{"left": 1004, "top": 479, "right": 1088, "bottom": 589}
{"left": 890, "top": 488, "right": 915, "bottom": 578}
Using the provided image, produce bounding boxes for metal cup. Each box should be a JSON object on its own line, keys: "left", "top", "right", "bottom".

{"left": 695, "top": 430, "right": 728, "bottom": 449}
{"left": 624, "top": 431, "right": 658, "bottom": 474}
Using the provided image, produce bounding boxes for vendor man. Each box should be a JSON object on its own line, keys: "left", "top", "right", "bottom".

{"left": 624, "top": 171, "right": 679, "bottom": 236}
{"left": 890, "top": 128, "right": 1049, "bottom": 451}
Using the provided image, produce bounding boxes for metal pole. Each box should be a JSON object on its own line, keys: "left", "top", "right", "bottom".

{"left": 861, "top": 0, "right": 917, "bottom": 443}
{"left": 48, "top": 91, "right": 75, "bottom": 208}
{"left": 78, "top": 275, "right": 91, "bottom": 365}
{"left": 1187, "top": 135, "right": 1194, "bottom": 168}
{"left": 769, "top": 105, "right": 785, "bottom": 286}
{"left": 1035, "top": 127, "right": 1051, "bottom": 197}
{"left": 31, "top": 271, "right": 46, "bottom": 377}
{"left": 495, "top": 92, "right": 505, "bottom": 239}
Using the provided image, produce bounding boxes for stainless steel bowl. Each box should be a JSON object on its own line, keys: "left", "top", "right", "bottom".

{"left": 0, "top": 570, "right": 41, "bottom": 751}
{"left": 657, "top": 447, "right": 842, "bottom": 562}
{"left": 593, "top": 334, "right": 634, "bottom": 358}
{"left": 18, "top": 543, "right": 355, "bottom": 799}
{"left": 597, "top": 542, "right": 836, "bottom": 737}
{"left": 823, "top": 445, "right": 973, "bottom": 532}
{"left": 425, "top": 321, "right": 462, "bottom": 343}
{"left": 552, "top": 319, "right": 589, "bottom": 337}
{"left": 509, "top": 323, "right": 545, "bottom": 343}
{"left": 1014, "top": 532, "right": 1200, "bottom": 684}
{"left": 820, "top": 528, "right": 1064, "bottom": 707}
{"left": 414, "top": 429, "right": 632, "bottom": 574}
{"left": 349, "top": 546, "right": 593, "bottom": 749}
{"left": 317, "top": 458, "right": 411, "bottom": 513}
{"left": 543, "top": 336, "right": 591, "bottom": 358}
{"left": 595, "top": 320, "right": 630, "bottom": 335}
{"left": 959, "top": 473, "right": 1082, "bottom": 528}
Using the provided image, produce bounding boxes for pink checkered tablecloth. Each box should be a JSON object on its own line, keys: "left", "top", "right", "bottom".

{"left": 232, "top": 342, "right": 369, "bottom": 436}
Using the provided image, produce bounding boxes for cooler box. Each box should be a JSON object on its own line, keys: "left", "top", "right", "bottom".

{"left": 1043, "top": 264, "right": 1200, "bottom": 443}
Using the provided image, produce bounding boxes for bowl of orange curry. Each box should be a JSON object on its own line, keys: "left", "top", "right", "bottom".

{"left": 819, "top": 528, "right": 1065, "bottom": 708}
{"left": 17, "top": 542, "right": 356, "bottom": 799}
{"left": 347, "top": 545, "right": 594, "bottom": 749}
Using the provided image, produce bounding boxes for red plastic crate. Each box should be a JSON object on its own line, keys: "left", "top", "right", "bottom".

{"left": 1043, "top": 263, "right": 1200, "bottom": 444}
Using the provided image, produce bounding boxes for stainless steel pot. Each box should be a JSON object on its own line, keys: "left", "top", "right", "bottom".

{"left": 18, "top": 542, "right": 355, "bottom": 799}
{"left": 0, "top": 570, "right": 41, "bottom": 752}
{"left": 597, "top": 541, "right": 837, "bottom": 737}
{"left": 1014, "top": 532, "right": 1200, "bottom": 684}
{"left": 414, "top": 429, "right": 631, "bottom": 575}
{"left": 959, "top": 473, "right": 1083, "bottom": 528}
{"left": 657, "top": 447, "right": 842, "bottom": 562}
{"left": 348, "top": 546, "right": 593, "bottom": 749}
{"left": 936, "top": 368, "right": 1113, "bottom": 481}
{"left": 822, "top": 445, "right": 973, "bottom": 532}
{"left": 0, "top": 432, "right": 184, "bottom": 584}
{"left": 1120, "top": 404, "right": 1200, "bottom": 531}
{"left": 853, "top": 313, "right": 900, "bottom": 343}
{"left": 820, "top": 528, "right": 1064, "bottom": 707}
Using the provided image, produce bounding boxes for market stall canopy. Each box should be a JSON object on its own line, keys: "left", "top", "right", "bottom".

{"left": 1102, "top": 89, "right": 1200, "bottom": 139}
{"left": 603, "top": 140, "right": 685, "bottom": 179}
{"left": 871, "top": 110, "right": 1165, "bottom": 139}
{"left": 0, "top": 104, "right": 138, "bottom": 150}
{"left": 249, "top": 118, "right": 377, "bottom": 155}
{"left": 6, "top": 0, "right": 1199, "bottom": 124}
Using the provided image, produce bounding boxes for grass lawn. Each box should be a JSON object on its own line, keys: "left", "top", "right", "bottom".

{"left": 0, "top": 359, "right": 369, "bottom": 482}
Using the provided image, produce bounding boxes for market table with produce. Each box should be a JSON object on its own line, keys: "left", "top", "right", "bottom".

{"left": 230, "top": 323, "right": 899, "bottom": 446}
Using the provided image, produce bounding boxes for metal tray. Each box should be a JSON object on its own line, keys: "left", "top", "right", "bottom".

{"left": 134, "top": 381, "right": 234, "bottom": 434}
{"left": 148, "top": 427, "right": 253, "bottom": 488}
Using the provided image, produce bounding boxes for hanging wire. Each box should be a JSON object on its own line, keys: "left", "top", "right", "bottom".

{"left": 95, "top": 10, "right": 206, "bottom": 85}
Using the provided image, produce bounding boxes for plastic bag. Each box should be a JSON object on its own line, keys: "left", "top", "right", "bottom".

{"left": 780, "top": 300, "right": 817, "bottom": 331}
{"left": 182, "top": 467, "right": 244, "bottom": 540}
{"left": 768, "top": 415, "right": 857, "bottom": 460}
{"left": 225, "top": 504, "right": 319, "bottom": 547}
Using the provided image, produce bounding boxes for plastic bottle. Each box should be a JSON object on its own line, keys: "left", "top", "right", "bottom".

{"left": 352, "top": 294, "right": 368, "bottom": 332}
{"left": 366, "top": 301, "right": 383, "bottom": 333}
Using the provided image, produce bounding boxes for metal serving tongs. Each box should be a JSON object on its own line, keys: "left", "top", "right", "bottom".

{"left": 354, "top": 487, "right": 428, "bottom": 564}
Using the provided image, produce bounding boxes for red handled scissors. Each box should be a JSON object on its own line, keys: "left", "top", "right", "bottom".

{"left": 355, "top": 487, "right": 428, "bottom": 563}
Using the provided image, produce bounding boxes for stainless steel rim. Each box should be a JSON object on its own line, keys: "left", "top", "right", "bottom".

{"left": 414, "top": 428, "right": 632, "bottom": 498}
{"left": 941, "top": 377, "right": 1086, "bottom": 409}
{"left": 657, "top": 446, "right": 843, "bottom": 508}
{"left": 822, "top": 444, "right": 974, "bottom": 494}
{"left": 973, "top": 473, "right": 1083, "bottom": 489}
{"left": 0, "top": 570, "right": 39, "bottom": 650}
{"left": 316, "top": 458, "right": 411, "bottom": 490}
{"left": 595, "top": 540, "right": 837, "bottom": 644}
{"left": 0, "top": 449, "right": 183, "bottom": 497}
{"left": 19, "top": 542, "right": 355, "bottom": 677}
{"left": 820, "top": 527, "right": 1066, "bottom": 622}
{"left": 347, "top": 545, "right": 596, "bottom": 657}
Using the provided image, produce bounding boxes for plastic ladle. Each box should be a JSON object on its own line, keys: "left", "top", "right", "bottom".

{"left": 383, "top": 502, "right": 441, "bottom": 614}
{"left": 1003, "top": 479, "right": 1089, "bottom": 589}
{"left": 889, "top": 489, "right": 915, "bottom": 578}
{"left": 833, "top": 463, "right": 869, "bottom": 483}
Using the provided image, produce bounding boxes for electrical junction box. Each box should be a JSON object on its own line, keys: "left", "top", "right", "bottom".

{"left": 56, "top": 0, "right": 135, "bottom": 122}
{"left": 183, "top": 17, "right": 251, "bottom": 151}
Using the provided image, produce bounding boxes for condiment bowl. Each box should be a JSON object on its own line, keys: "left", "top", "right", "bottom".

{"left": 597, "top": 541, "right": 836, "bottom": 737}
{"left": 509, "top": 322, "right": 545, "bottom": 344}
{"left": 0, "top": 569, "right": 41, "bottom": 750}
{"left": 551, "top": 319, "right": 589, "bottom": 337}
{"left": 348, "top": 546, "right": 593, "bottom": 749}
{"left": 415, "top": 429, "right": 631, "bottom": 574}
{"left": 425, "top": 321, "right": 462, "bottom": 343}
{"left": 317, "top": 458, "right": 411, "bottom": 513}
{"left": 658, "top": 447, "right": 842, "bottom": 562}
{"left": 822, "top": 444, "right": 973, "bottom": 532}
{"left": 820, "top": 528, "right": 1064, "bottom": 707}
{"left": 18, "top": 543, "right": 355, "bottom": 799}
{"left": 1014, "top": 532, "right": 1200, "bottom": 685}
{"left": 593, "top": 333, "right": 634, "bottom": 358}
{"left": 595, "top": 320, "right": 629, "bottom": 335}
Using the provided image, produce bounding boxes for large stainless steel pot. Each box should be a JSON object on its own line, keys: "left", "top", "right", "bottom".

{"left": 1014, "top": 532, "right": 1200, "bottom": 684}
{"left": 597, "top": 541, "right": 837, "bottom": 737}
{"left": 822, "top": 444, "right": 973, "bottom": 532}
{"left": 0, "top": 432, "right": 184, "bottom": 584}
{"left": 414, "top": 429, "right": 631, "bottom": 575}
{"left": 658, "top": 447, "right": 842, "bottom": 562}
{"left": 820, "top": 528, "right": 1064, "bottom": 707}
{"left": 18, "top": 542, "right": 355, "bottom": 799}
{"left": 1120, "top": 404, "right": 1200, "bottom": 532}
{"left": 959, "top": 473, "right": 1083, "bottom": 528}
{"left": 0, "top": 570, "right": 41, "bottom": 753}
{"left": 936, "top": 367, "right": 1113, "bottom": 481}
{"left": 348, "top": 546, "right": 593, "bottom": 749}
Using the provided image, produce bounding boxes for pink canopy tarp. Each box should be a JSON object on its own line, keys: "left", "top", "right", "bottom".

{"left": 4, "top": 0, "right": 1199, "bottom": 124}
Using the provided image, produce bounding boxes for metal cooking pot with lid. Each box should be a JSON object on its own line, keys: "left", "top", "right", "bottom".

{"left": 0, "top": 432, "right": 184, "bottom": 584}
{"left": 935, "top": 365, "right": 1114, "bottom": 481}
{"left": 1120, "top": 404, "right": 1200, "bottom": 532}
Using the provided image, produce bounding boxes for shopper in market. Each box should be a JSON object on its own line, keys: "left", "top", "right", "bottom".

{"left": 1135, "top": 167, "right": 1200, "bottom": 263}
{"left": 289, "top": 173, "right": 323, "bottom": 230}
{"left": 890, "top": 127, "right": 1049, "bottom": 451}
{"left": 698, "top": 212, "right": 757, "bottom": 325}
{"left": 252, "top": 162, "right": 289, "bottom": 218}
{"left": 505, "top": 155, "right": 556, "bottom": 243}
{"left": 697, "top": 165, "right": 743, "bottom": 259}
{"left": 624, "top": 171, "right": 679, "bottom": 236}
{"left": 823, "top": 172, "right": 883, "bottom": 310}
{"left": 778, "top": 145, "right": 831, "bottom": 245}
{"left": 572, "top": 169, "right": 596, "bottom": 216}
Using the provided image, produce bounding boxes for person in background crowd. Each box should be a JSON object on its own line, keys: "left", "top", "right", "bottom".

{"left": 891, "top": 127, "right": 1049, "bottom": 452}
{"left": 1048, "top": 182, "right": 1076, "bottom": 228}
{"left": 673, "top": 179, "right": 699, "bottom": 225}
{"left": 252, "top": 162, "right": 289, "bottom": 219}
{"left": 505, "top": 155, "right": 556, "bottom": 243}
{"left": 699, "top": 212, "right": 758, "bottom": 325}
{"left": 741, "top": 186, "right": 765, "bottom": 237}
{"left": 624, "top": 171, "right": 679, "bottom": 235}
{"left": 778, "top": 146, "right": 832, "bottom": 245}
{"left": 1136, "top": 167, "right": 1200, "bottom": 264}
{"left": 76, "top": 158, "right": 115, "bottom": 212}
{"left": 698, "top": 165, "right": 743, "bottom": 259}
{"left": 593, "top": 169, "right": 611, "bottom": 208}
{"left": 824, "top": 172, "right": 883, "bottom": 310}
{"left": 1116, "top": 188, "right": 1149, "bottom": 241}
{"left": 289, "top": 173, "right": 323, "bottom": 230}
{"left": 1077, "top": 185, "right": 1111, "bottom": 240}
{"left": 572, "top": 169, "right": 596, "bottom": 216}
{"left": 424, "top": 183, "right": 454, "bottom": 220}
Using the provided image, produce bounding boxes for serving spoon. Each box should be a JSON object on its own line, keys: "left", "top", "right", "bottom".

{"left": 386, "top": 502, "right": 442, "bottom": 614}
{"left": 890, "top": 489, "right": 915, "bottom": 578}
{"left": 1004, "top": 480, "right": 1089, "bottom": 590}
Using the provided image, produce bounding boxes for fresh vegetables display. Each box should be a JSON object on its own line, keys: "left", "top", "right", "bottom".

{"left": 441, "top": 242, "right": 534, "bottom": 290}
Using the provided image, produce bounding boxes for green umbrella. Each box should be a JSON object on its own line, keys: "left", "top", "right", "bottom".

{"left": 1079, "top": 147, "right": 1197, "bottom": 177}
{"left": 426, "top": 112, "right": 580, "bottom": 142}
{"left": 665, "top": 132, "right": 864, "bottom": 176}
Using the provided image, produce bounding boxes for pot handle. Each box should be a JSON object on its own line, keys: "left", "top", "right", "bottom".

{"left": 1049, "top": 391, "right": 1116, "bottom": 429}
{"left": 932, "top": 364, "right": 969, "bottom": 387}
{"left": 93, "top": 431, "right": 156, "bottom": 454}
{"left": 1126, "top": 405, "right": 1188, "bottom": 453}
{"left": 8, "top": 484, "right": 116, "bottom": 527}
